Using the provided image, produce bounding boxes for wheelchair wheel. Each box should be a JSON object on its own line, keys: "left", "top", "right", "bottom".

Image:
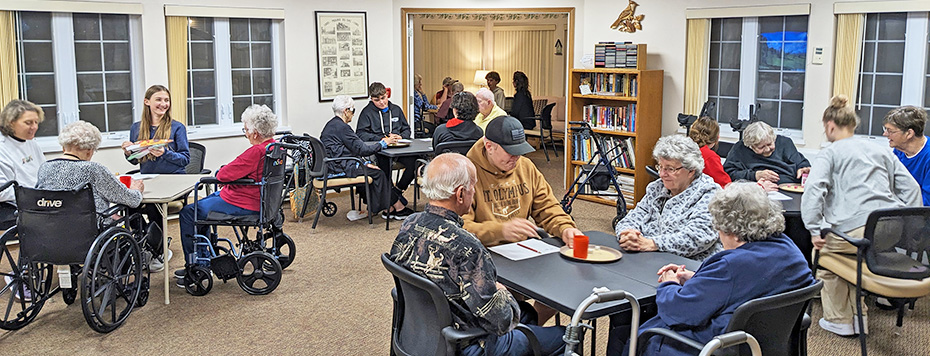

{"left": 80, "top": 228, "right": 143, "bottom": 334}
{"left": 321, "top": 201, "right": 337, "bottom": 217}
{"left": 262, "top": 231, "right": 295, "bottom": 270}
{"left": 236, "top": 252, "right": 282, "bottom": 295}
{"left": 0, "top": 227, "right": 53, "bottom": 331}
{"left": 184, "top": 265, "right": 213, "bottom": 296}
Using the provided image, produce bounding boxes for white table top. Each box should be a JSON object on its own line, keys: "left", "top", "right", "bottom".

{"left": 140, "top": 174, "right": 212, "bottom": 203}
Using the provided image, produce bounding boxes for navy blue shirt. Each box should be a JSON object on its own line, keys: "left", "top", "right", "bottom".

{"left": 127, "top": 120, "right": 190, "bottom": 174}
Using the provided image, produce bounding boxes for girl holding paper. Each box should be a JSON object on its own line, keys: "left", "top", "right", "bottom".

{"left": 122, "top": 85, "right": 190, "bottom": 174}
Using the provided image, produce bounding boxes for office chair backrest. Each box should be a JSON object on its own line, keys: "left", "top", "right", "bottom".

{"left": 185, "top": 142, "right": 208, "bottom": 174}
{"left": 725, "top": 280, "right": 823, "bottom": 356}
{"left": 862, "top": 207, "right": 930, "bottom": 279}
{"left": 539, "top": 102, "right": 557, "bottom": 130}
{"left": 260, "top": 143, "right": 292, "bottom": 224}
{"left": 434, "top": 140, "right": 478, "bottom": 156}
{"left": 381, "top": 253, "right": 456, "bottom": 356}
{"left": 15, "top": 183, "right": 99, "bottom": 264}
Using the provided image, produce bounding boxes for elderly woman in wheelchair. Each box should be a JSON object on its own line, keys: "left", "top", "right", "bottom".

{"left": 177, "top": 104, "right": 296, "bottom": 297}
{"left": 0, "top": 121, "right": 153, "bottom": 333}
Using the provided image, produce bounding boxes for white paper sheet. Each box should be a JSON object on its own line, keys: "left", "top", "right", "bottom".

{"left": 768, "top": 191, "right": 792, "bottom": 200}
{"left": 129, "top": 173, "right": 160, "bottom": 180}
{"left": 489, "top": 239, "right": 561, "bottom": 261}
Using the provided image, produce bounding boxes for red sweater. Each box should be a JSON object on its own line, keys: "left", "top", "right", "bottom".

{"left": 218, "top": 138, "right": 275, "bottom": 211}
{"left": 701, "top": 145, "right": 731, "bottom": 188}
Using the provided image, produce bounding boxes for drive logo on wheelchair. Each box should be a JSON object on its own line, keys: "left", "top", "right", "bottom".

{"left": 36, "top": 197, "right": 63, "bottom": 208}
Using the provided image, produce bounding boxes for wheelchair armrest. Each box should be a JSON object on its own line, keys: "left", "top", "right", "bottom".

{"left": 198, "top": 177, "right": 255, "bottom": 185}
{"left": 638, "top": 328, "right": 706, "bottom": 353}
{"left": 514, "top": 323, "right": 543, "bottom": 356}
{"left": 100, "top": 204, "right": 130, "bottom": 217}
{"left": 822, "top": 228, "right": 870, "bottom": 248}
{"left": 441, "top": 326, "right": 488, "bottom": 345}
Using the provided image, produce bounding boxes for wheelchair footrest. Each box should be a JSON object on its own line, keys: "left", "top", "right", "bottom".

{"left": 211, "top": 254, "right": 239, "bottom": 281}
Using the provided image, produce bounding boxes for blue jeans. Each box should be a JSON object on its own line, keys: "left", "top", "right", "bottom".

{"left": 462, "top": 324, "right": 565, "bottom": 356}
{"left": 179, "top": 192, "right": 256, "bottom": 264}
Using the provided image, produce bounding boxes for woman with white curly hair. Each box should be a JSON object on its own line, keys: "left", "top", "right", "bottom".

{"left": 36, "top": 121, "right": 144, "bottom": 213}
{"left": 623, "top": 182, "right": 815, "bottom": 356}
{"left": 723, "top": 120, "right": 810, "bottom": 184}
{"left": 614, "top": 134, "right": 721, "bottom": 260}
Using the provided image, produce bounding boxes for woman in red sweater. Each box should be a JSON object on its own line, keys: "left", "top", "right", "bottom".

{"left": 688, "top": 116, "right": 731, "bottom": 188}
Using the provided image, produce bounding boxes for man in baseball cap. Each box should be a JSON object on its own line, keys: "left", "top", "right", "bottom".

{"left": 463, "top": 116, "right": 581, "bottom": 247}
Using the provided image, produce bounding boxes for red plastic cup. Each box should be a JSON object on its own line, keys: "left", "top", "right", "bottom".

{"left": 573, "top": 235, "right": 589, "bottom": 259}
{"left": 119, "top": 175, "right": 132, "bottom": 188}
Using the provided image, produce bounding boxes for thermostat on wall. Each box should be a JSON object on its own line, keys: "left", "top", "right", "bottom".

{"left": 812, "top": 47, "right": 824, "bottom": 65}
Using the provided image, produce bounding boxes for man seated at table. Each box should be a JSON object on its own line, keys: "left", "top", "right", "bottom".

{"left": 612, "top": 182, "right": 815, "bottom": 356}
{"left": 475, "top": 88, "right": 508, "bottom": 131}
{"left": 463, "top": 115, "right": 583, "bottom": 247}
{"left": 882, "top": 106, "right": 930, "bottom": 206}
{"left": 723, "top": 121, "right": 810, "bottom": 184}
{"left": 390, "top": 153, "right": 565, "bottom": 356}
{"left": 355, "top": 82, "right": 415, "bottom": 218}
{"left": 433, "top": 91, "right": 483, "bottom": 146}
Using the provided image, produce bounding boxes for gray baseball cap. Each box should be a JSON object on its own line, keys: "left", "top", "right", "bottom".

{"left": 485, "top": 116, "right": 535, "bottom": 156}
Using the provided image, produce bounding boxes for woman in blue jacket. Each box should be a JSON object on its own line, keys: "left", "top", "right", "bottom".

{"left": 122, "top": 85, "right": 190, "bottom": 174}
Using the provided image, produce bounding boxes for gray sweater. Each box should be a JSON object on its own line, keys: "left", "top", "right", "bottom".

{"left": 615, "top": 173, "right": 722, "bottom": 260}
{"left": 36, "top": 159, "right": 143, "bottom": 213}
{"left": 801, "top": 137, "right": 921, "bottom": 236}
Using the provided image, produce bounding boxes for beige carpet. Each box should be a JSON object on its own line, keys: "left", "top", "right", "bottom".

{"left": 1, "top": 149, "right": 928, "bottom": 355}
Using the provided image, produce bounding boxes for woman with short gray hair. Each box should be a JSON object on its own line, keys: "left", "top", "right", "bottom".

{"left": 625, "top": 182, "right": 815, "bottom": 356}
{"left": 0, "top": 100, "right": 47, "bottom": 229}
{"left": 36, "top": 121, "right": 143, "bottom": 214}
{"left": 723, "top": 120, "right": 810, "bottom": 184}
{"left": 614, "top": 135, "right": 720, "bottom": 260}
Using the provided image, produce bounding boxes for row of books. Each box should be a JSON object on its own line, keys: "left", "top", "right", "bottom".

{"left": 594, "top": 42, "right": 639, "bottom": 68}
{"left": 571, "top": 135, "right": 637, "bottom": 169}
{"left": 582, "top": 104, "right": 637, "bottom": 132}
{"left": 573, "top": 172, "right": 635, "bottom": 202}
{"left": 579, "top": 73, "right": 638, "bottom": 97}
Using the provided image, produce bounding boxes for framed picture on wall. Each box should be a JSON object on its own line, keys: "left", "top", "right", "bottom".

{"left": 315, "top": 11, "right": 370, "bottom": 102}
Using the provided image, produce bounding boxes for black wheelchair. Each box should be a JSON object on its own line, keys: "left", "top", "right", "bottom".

{"left": 0, "top": 181, "right": 153, "bottom": 333}
{"left": 182, "top": 142, "right": 305, "bottom": 296}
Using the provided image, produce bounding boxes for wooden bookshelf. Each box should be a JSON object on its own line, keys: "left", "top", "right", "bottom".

{"left": 564, "top": 67, "right": 663, "bottom": 208}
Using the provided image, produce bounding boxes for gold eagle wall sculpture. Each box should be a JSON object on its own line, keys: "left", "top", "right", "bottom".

{"left": 610, "top": 0, "right": 644, "bottom": 33}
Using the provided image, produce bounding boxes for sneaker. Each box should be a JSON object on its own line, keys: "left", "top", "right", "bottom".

{"left": 346, "top": 209, "right": 368, "bottom": 221}
{"left": 3, "top": 276, "right": 32, "bottom": 302}
{"left": 875, "top": 297, "right": 895, "bottom": 310}
{"left": 148, "top": 250, "right": 173, "bottom": 273}
{"left": 391, "top": 208, "right": 414, "bottom": 220}
{"left": 176, "top": 276, "right": 187, "bottom": 289}
{"left": 174, "top": 268, "right": 185, "bottom": 279}
{"left": 819, "top": 317, "right": 868, "bottom": 336}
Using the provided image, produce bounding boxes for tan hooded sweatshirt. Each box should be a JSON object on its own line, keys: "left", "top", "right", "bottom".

{"left": 463, "top": 138, "right": 577, "bottom": 246}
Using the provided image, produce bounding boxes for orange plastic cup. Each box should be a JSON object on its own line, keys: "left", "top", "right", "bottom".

{"left": 573, "top": 235, "right": 589, "bottom": 259}
{"left": 119, "top": 175, "right": 132, "bottom": 188}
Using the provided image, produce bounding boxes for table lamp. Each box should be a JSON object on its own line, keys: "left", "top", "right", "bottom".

{"left": 473, "top": 70, "right": 490, "bottom": 87}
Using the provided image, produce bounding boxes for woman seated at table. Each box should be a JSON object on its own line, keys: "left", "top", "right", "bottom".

{"left": 614, "top": 135, "right": 721, "bottom": 261}
{"left": 0, "top": 100, "right": 46, "bottom": 230}
{"left": 177, "top": 104, "right": 279, "bottom": 283}
{"left": 687, "top": 116, "right": 730, "bottom": 188}
{"left": 723, "top": 121, "right": 810, "bottom": 184}
{"left": 432, "top": 91, "right": 483, "bottom": 146}
{"left": 321, "top": 95, "right": 410, "bottom": 221}
{"left": 35, "top": 121, "right": 144, "bottom": 219}
{"left": 618, "top": 182, "right": 815, "bottom": 356}
{"left": 802, "top": 95, "right": 921, "bottom": 336}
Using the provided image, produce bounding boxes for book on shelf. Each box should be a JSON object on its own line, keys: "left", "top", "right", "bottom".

{"left": 594, "top": 42, "right": 639, "bottom": 68}
{"left": 571, "top": 135, "right": 636, "bottom": 169}
{"left": 581, "top": 104, "right": 637, "bottom": 132}
{"left": 579, "top": 73, "right": 638, "bottom": 97}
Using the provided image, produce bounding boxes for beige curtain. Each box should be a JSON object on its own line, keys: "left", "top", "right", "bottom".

{"left": 165, "top": 16, "right": 188, "bottom": 125}
{"left": 493, "top": 29, "right": 555, "bottom": 97}
{"left": 833, "top": 14, "right": 864, "bottom": 103}
{"left": 0, "top": 11, "right": 19, "bottom": 105}
{"left": 418, "top": 29, "right": 484, "bottom": 102}
{"left": 683, "top": 19, "right": 710, "bottom": 116}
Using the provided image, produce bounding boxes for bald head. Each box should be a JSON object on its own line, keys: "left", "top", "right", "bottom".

{"left": 422, "top": 153, "right": 477, "bottom": 215}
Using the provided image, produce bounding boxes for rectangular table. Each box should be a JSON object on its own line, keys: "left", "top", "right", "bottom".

{"left": 376, "top": 139, "right": 433, "bottom": 228}
{"left": 140, "top": 174, "right": 211, "bottom": 304}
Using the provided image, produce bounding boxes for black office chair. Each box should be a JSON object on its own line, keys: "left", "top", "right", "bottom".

{"left": 525, "top": 103, "right": 558, "bottom": 162}
{"left": 381, "top": 254, "right": 541, "bottom": 356}
{"left": 305, "top": 136, "right": 375, "bottom": 229}
{"left": 637, "top": 280, "right": 823, "bottom": 356}
{"left": 814, "top": 207, "right": 930, "bottom": 356}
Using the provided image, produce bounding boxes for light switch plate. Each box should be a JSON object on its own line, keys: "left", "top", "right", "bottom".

{"left": 812, "top": 47, "right": 824, "bottom": 65}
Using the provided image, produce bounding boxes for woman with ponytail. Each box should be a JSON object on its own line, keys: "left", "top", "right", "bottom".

{"left": 801, "top": 95, "right": 921, "bottom": 337}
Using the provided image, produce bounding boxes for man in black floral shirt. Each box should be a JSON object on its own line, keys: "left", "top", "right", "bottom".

{"left": 390, "top": 153, "right": 564, "bottom": 356}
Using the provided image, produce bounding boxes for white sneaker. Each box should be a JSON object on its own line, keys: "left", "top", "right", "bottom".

{"left": 346, "top": 210, "right": 368, "bottom": 221}
{"left": 819, "top": 316, "right": 868, "bottom": 336}
{"left": 149, "top": 250, "right": 173, "bottom": 273}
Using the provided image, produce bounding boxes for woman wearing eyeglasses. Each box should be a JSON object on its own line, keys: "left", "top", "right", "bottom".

{"left": 723, "top": 120, "right": 810, "bottom": 184}
{"left": 614, "top": 135, "right": 721, "bottom": 261}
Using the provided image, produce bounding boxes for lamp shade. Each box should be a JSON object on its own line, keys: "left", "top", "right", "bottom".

{"left": 473, "top": 70, "right": 491, "bottom": 86}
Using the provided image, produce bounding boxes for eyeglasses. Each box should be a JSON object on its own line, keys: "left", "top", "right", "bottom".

{"left": 883, "top": 126, "right": 902, "bottom": 135}
{"left": 241, "top": 127, "right": 249, "bottom": 133}
{"left": 654, "top": 164, "right": 686, "bottom": 174}
{"left": 349, "top": 107, "right": 356, "bottom": 113}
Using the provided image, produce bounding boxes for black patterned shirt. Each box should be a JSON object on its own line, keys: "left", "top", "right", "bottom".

{"left": 390, "top": 204, "right": 519, "bottom": 336}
